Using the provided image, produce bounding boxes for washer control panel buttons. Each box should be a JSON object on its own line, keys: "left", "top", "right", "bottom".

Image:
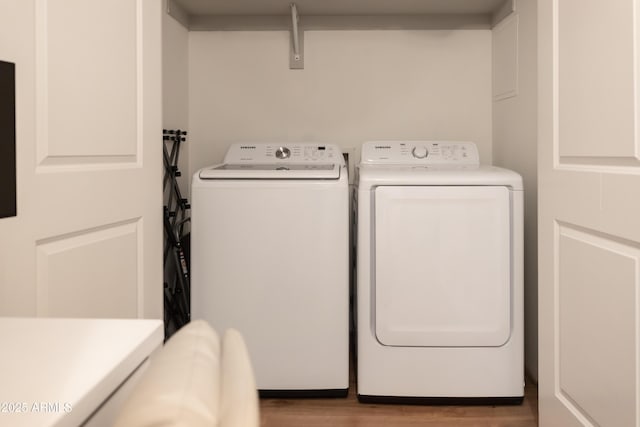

{"left": 411, "top": 146, "right": 429, "bottom": 159}
{"left": 225, "top": 143, "right": 341, "bottom": 163}
{"left": 361, "top": 141, "right": 480, "bottom": 165}
{"left": 275, "top": 146, "right": 291, "bottom": 159}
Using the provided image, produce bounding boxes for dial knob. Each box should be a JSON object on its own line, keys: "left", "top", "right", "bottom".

{"left": 411, "top": 146, "right": 429, "bottom": 159}
{"left": 275, "top": 146, "right": 291, "bottom": 159}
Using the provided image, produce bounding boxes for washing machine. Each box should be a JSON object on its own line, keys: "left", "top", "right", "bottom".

{"left": 191, "top": 143, "right": 349, "bottom": 396}
{"left": 356, "top": 140, "right": 523, "bottom": 403}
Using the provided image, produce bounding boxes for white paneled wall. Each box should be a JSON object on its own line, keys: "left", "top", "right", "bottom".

{"left": 0, "top": 0, "right": 163, "bottom": 318}
{"left": 492, "top": 1, "right": 538, "bottom": 381}
{"left": 539, "top": 0, "right": 640, "bottom": 422}
{"left": 187, "top": 29, "right": 493, "bottom": 179}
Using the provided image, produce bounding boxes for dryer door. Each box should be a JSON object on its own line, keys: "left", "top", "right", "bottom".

{"left": 374, "top": 186, "right": 511, "bottom": 347}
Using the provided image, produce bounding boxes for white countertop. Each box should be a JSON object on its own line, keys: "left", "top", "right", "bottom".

{"left": 0, "top": 317, "right": 163, "bottom": 427}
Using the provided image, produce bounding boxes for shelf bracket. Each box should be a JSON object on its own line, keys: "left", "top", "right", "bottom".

{"left": 289, "top": 3, "right": 304, "bottom": 69}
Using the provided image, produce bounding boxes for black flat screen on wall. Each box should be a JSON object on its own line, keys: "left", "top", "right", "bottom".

{"left": 0, "top": 60, "right": 16, "bottom": 218}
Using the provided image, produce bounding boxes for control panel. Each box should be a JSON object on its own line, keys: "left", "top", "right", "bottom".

{"left": 360, "top": 141, "right": 480, "bottom": 165}
{"left": 223, "top": 143, "right": 342, "bottom": 164}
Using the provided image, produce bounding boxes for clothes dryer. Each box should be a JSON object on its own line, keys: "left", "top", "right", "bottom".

{"left": 192, "top": 143, "right": 349, "bottom": 396}
{"left": 356, "top": 141, "right": 523, "bottom": 403}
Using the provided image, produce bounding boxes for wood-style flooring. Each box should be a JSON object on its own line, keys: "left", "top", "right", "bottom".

{"left": 260, "top": 370, "right": 538, "bottom": 427}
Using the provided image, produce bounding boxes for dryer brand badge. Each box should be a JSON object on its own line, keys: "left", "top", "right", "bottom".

{"left": 240, "top": 146, "right": 256, "bottom": 149}
{"left": 375, "top": 146, "right": 392, "bottom": 149}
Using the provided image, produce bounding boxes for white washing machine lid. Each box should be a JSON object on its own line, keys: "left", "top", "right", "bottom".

{"left": 199, "top": 163, "right": 341, "bottom": 180}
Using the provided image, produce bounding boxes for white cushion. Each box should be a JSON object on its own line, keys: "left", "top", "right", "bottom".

{"left": 113, "top": 320, "right": 221, "bottom": 427}
{"left": 219, "top": 328, "right": 259, "bottom": 427}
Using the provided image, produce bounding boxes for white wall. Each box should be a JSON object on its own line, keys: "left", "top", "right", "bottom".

{"left": 492, "top": 1, "right": 538, "bottom": 381}
{"left": 162, "top": 10, "right": 189, "bottom": 192}
{"left": 188, "top": 29, "right": 493, "bottom": 178}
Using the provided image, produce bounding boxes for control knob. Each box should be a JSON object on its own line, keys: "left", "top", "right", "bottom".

{"left": 275, "top": 146, "right": 291, "bottom": 159}
{"left": 411, "top": 146, "right": 429, "bottom": 159}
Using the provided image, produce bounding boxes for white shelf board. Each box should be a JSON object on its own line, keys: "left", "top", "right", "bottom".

{"left": 175, "top": 0, "right": 505, "bottom": 16}
{"left": 169, "top": 0, "right": 514, "bottom": 30}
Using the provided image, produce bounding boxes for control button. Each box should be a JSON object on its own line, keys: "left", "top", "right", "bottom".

{"left": 411, "top": 146, "right": 429, "bottom": 159}
{"left": 275, "top": 146, "right": 291, "bottom": 159}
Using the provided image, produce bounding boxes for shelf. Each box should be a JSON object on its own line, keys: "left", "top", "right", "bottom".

{"left": 166, "top": 0, "right": 514, "bottom": 69}
{"left": 168, "top": 0, "right": 514, "bottom": 30}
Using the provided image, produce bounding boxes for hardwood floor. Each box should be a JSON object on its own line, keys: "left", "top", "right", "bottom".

{"left": 260, "top": 372, "right": 538, "bottom": 426}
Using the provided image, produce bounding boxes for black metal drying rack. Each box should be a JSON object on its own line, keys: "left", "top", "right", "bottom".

{"left": 163, "top": 129, "right": 190, "bottom": 338}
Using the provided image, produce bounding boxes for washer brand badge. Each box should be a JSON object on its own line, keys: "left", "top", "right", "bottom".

{"left": 240, "top": 146, "right": 256, "bottom": 149}
{"left": 374, "top": 145, "right": 391, "bottom": 149}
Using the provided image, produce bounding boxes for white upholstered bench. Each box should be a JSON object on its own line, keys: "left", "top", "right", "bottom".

{"left": 113, "top": 320, "right": 259, "bottom": 427}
